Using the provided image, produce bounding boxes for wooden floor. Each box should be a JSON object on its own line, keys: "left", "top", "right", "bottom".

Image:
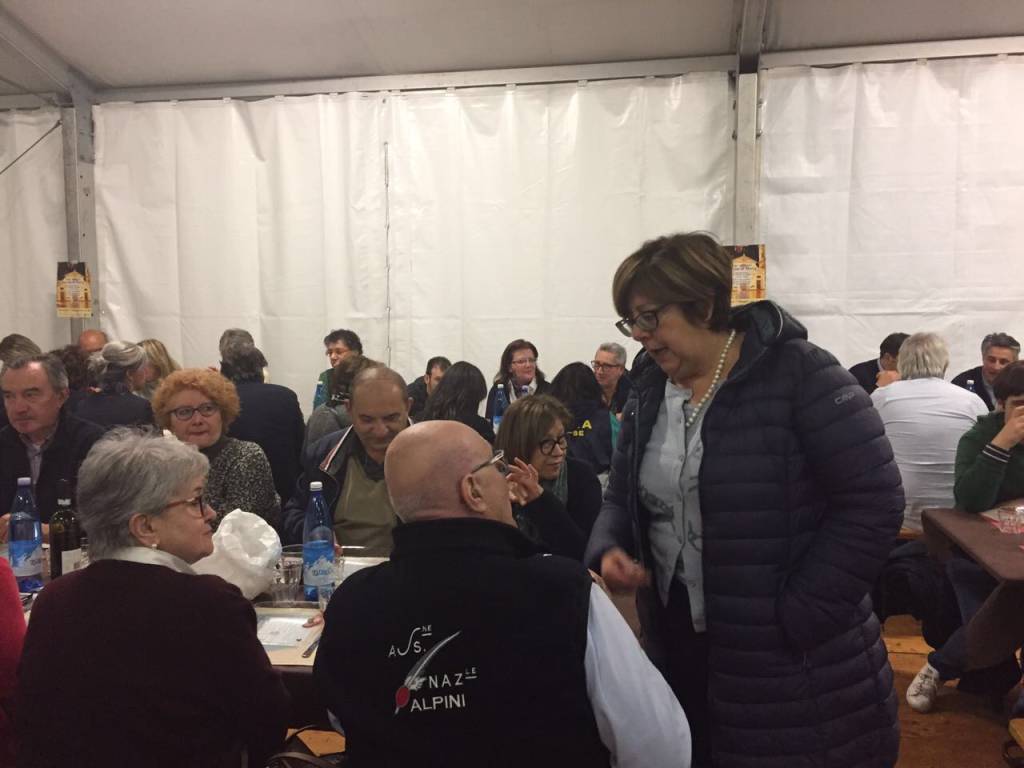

{"left": 886, "top": 615, "right": 1015, "bottom": 768}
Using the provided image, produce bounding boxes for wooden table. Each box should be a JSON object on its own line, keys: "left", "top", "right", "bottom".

{"left": 922, "top": 505, "right": 1024, "bottom": 668}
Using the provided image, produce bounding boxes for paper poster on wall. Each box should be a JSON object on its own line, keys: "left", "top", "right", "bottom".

{"left": 56, "top": 262, "right": 93, "bottom": 318}
{"left": 729, "top": 245, "right": 766, "bottom": 306}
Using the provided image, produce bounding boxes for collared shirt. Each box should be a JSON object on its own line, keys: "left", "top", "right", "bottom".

{"left": 509, "top": 378, "right": 538, "bottom": 402}
{"left": 640, "top": 379, "right": 708, "bottom": 632}
{"left": 101, "top": 546, "right": 197, "bottom": 575}
{"left": 18, "top": 427, "right": 57, "bottom": 486}
{"left": 871, "top": 377, "right": 988, "bottom": 530}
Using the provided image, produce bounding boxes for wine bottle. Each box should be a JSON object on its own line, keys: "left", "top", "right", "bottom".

{"left": 49, "top": 479, "right": 83, "bottom": 579}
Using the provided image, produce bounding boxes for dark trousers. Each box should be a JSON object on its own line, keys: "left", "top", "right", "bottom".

{"left": 929, "top": 556, "right": 998, "bottom": 679}
{"left": 663, "top": 579, "right": 711, "bottom": 767}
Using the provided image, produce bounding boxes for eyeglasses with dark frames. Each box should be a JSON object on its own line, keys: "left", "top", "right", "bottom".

{"left": 164, "top": 494, "right": 207, "bottom": 518}
{"left": 591, "top": 360, "right": 624, "bottom": 372}
{"left": 615, "top": 304, "right": 672, "bottom": 338}
{"left": 168, "top": 402, "right": 219, "bottom": 421}
{"left": 469, "top": 449, "right": 510, "bottom": 477}
{"left": 538, "top": 434, "right": 568, "bottom": 456}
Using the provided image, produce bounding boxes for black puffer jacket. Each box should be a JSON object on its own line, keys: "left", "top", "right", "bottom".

{"left": 585, "top": 301, "right": 903, "bottom": 768}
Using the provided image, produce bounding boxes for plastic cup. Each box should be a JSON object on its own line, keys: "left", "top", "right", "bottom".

{"left": 271, "top": 544, "right": 304, "bottom": 601}
{"left": 997, "top": 507, "right": 1017, "bottom": 534}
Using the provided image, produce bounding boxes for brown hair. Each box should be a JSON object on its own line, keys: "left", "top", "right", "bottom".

{"left": 494, "top": 394, "right": 572, "bottom": 466}
{"left": 151, "top": 368, "right": 241, "bottom": 430}
{"left": 328, "top": 354, "right": 379, "bottom": 402}
{"left": 611, "top": 232, "right": 732, "bottom": 332}
{"left": 494, "top": 339, "right": 547, "bottom": 387}
{"left": 993, "top": 361, "right": 1024, "bottom": 403}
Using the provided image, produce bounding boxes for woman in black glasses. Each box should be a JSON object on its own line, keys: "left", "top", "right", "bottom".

{"left": 152, "top": 368, "right": 279, "bottom": 529}
{"left": 586, "top": 232, "right": 904, "bottom": 768}
{"left": 484, "top": 339, "right": 550, "bottom": 421}
{"left": 16, "top": 428, "right": 288, "bottom": 767}
{"left": 495, "top": 394, "right": 601, "bottom": 561}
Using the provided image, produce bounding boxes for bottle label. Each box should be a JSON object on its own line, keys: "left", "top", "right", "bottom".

{"left": 303, "top": 538, "right": 335, "bottom": 590}
{"left": 61, "top": 548, "right": 84, "bottom": 574}
{"left": 9, "top": 540, "right": 43, "bottom": 578}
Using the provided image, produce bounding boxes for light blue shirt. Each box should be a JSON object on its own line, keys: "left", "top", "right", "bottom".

{"left": 639, "top": 380, "right": 707, "bottom": 632}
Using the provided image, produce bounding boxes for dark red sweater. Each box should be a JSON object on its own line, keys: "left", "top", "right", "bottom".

{"left": 16, "top": 560, "right": 289, "bottom": 768}
{"left": 0, "top": 558, "right": 25, "bottom": 767}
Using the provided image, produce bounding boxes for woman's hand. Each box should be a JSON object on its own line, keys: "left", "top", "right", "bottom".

{"left": 600, "top": 547, "right": 650, "bottom": 592}
{"left": 992, "top": 405, "right": 1024, "bottom": 451}
{"left": 506, "top": 458, "right": 543, "bottom": 505}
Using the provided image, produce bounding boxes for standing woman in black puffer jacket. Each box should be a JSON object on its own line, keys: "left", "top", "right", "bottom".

{"left": 585, "top": 232, "right": 904, "bottom": 768}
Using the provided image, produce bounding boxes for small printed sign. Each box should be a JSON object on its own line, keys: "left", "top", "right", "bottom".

{"left": 729, "top": 244, "right": 766, "bottom": 306}
{"left": 56, "top": 262, "right": 93, "bottom": 318}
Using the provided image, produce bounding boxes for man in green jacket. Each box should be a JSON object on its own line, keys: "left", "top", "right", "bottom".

{"left": 953, "top": 360, "right": 1024, "bottom": 512}
{"left": 908, "top": 360, "right": 1024, "bottom": 713}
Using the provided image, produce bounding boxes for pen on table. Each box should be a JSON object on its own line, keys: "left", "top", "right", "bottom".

{"left": 301, "top": 636, "right": 321, "bottom": 658}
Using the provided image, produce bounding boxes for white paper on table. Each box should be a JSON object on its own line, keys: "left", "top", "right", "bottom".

{"left": 257, "top": 616, "right": 312, "bottom": 648}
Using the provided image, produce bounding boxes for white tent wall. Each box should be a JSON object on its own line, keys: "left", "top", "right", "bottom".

{"left": 760, "top": 55, "right": 1024, "bottom": 378}
{"left": 93, "top": 74, "right": 734, "bottom": 408}
{"left": 94, "top": 94, "right": 387, "bottom": 408}
{"left": 0, "top": 108, "right": 68, "bottom": 351}
{"left": 386, "top": 73, "right": 734, "bottom": 385}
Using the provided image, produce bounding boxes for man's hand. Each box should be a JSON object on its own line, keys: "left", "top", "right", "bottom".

{"left": 506, "top": 458, "right": 543, "bottom": 506}
{"left": 992, "top": 405, "right": 1024, "bottom": 451}
{"left": 600, "top": 547, "right": 650, "bottom": 592}
{"left": 0, "top": 514, "right": 8, "bottom": 543}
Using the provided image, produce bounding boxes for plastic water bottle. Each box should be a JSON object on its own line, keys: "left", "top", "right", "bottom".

{"left": 9, "top": 478, "right": 44, "bottom": 592}
{"left": 302, "top": 481, "right": 335, "bottom": 607}
{"left": 965, "top": 379, "right": 976, "bottom": 393}
{"left": 313, "top": 378, "right": 326, "bottom": 410}
{"left": 492, "top": 383, "right": 509, "bottom": 433}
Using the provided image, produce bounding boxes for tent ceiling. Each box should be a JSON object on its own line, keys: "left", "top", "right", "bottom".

{"left": 767, "top": 0, "right": 1024, "bottom": 51}
{"left": 1, "top": 0, "right": 1023, "bottom": 95}
{"left": 0, "top": 36, "right": 52, "bottom": 95}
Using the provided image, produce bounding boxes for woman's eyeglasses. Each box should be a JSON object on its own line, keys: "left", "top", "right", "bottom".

{"left": 538, "top": 434, "right": 568, "bottom": 455}
{"left": 615, "top": 305, "right": 670, "bottom": 337}
{"left": 168, "top": 402, "right": 219, "bottom": 421}
{"left": 511, "top": 358, "right": 537, "bottom": 366}
{"left": 164, "top": 494, "right": 207, "bottom": 518}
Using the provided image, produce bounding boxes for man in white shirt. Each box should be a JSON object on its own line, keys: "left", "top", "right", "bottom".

{"left": 315, "top": 420, "right": 690, "bottom": 768}
{"left": 872, "top": 332, "right": 988, "bottom": 530}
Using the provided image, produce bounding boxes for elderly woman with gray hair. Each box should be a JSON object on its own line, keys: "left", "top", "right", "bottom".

{"left": 15, "top": 428, "right": 289, "bottom": 767}
{"left": 75, "top": 340, "right": 154, "bottom": 428}
{"left": 870, "top": 332, "right": 988, "bottom": 531}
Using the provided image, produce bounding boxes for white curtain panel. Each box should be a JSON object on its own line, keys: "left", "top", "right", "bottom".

{"left": 95, "top": 94, "right": 387, "bottom": 409}
{"left": 386, "top": 73, "right": 734, "bottom": 383}
{"left": 761, "top": 56, "right": 1024, "bottom": 376}
{"left": 95, "top": 74, "right": 733, "bottom": 405}
{"left": 0, "top": 108, "right": 68, "bottom": 352}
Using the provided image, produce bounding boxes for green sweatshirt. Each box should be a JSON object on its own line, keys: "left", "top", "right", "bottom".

{"left": 953, "top": 411, "right": 1024, "bottom": 513}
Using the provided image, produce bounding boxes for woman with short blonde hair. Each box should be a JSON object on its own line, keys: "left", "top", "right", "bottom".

{"left": 153, "top": 369, "right": 278, "bottom": 528}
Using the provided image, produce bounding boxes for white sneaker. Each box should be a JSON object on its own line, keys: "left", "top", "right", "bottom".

{"left": 906, "top": 663, "right": 943, "bottom": 713}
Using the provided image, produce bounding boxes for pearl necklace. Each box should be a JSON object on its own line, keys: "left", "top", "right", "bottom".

{"left": 684, "top": 328, "right": 737, "bottom": 429}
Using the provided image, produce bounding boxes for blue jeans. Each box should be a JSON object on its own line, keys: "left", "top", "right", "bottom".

{"left": 928, "top": 556, "right": 997, "bottom": 680}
